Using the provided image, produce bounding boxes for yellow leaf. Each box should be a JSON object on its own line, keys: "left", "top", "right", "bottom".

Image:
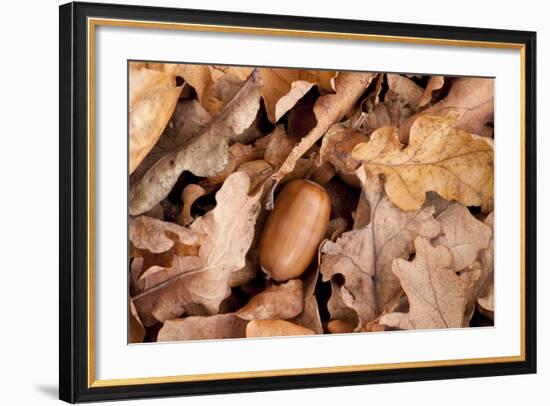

{"left": 351, "top": 115, "right": 494, "bottom": 212}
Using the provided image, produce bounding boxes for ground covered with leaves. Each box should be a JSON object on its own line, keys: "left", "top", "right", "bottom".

{"left": 128, "top": 62, "right": 494, "bottom": 343}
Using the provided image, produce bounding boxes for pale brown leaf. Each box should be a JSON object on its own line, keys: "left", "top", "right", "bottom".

{"left": 130, "top": 100, "right": 212, "bottom": 187}
{"left": 129, "top": 71, "right": 262, "bottom": 215}
{"left": 236, "top": 279, "right": 303, "bottom": 320}
{"left": 435, "top": 202, "right": 492, "bottom": 271}
{"left": 320, "top": 176, "right": 441, "bottom": 329}
{"left": 158, "top": 314, "right": 247, "bottom": 341}
{"left": 386, "top": 74, "right": 423, "bottom": 109}
{"left": 129, "top": 63, "right": 183, "bottom": 174}
{"left": 133, "top": 172, "right": 263, "bottom": 326}
{"left": 380, "top": 237, "right": 480, "bottom": 330}
{"left": 260, "top": 68, "right": 338, "bottom": 123}
{"left": 399, "top": 77, "right": 494, "bottom": 142}
{"left": 291, "top": 268, "right": 323, "bottom": 333}
{"left": 418, "top": 76, "right": 445, "bottom": 108}
{"left": 175, "top": 184, "right": 207, "bottom": 226}
{"left": 129, "top": 299, "right": 146, "bottom": 343}
{"left": 268, "top": 72, "right": 375, "bottom": 207}
{"left": 245, "top": 319, "right": 315, "bottom": 338}
{"left": 176, "top": 64, "right": 255, "bottom": 115}
{"left": 352, "top": 115, "right": 494, "bottom": 212}
{"left": 129, "top": 216, "right": 201, "bottom": 271}
{"left": 319, "top": 123, "right": 368, "bottom": 178}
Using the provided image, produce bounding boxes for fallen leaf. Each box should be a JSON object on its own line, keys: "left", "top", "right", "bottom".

{"left": 386, "top": 74, "right": 423, "bottom": 109}
{"left": 476, "top": 212, "right": 494, "bottom": 316}
{"left": 325, "top": 218, "right": 349, "bottom": 241}
{"left": 237, "top": 160, "right": 274, "bottom": 192}
{"left": 259, "top": 68, "right": 338, "bottom": 123}
{"left": 262, "top": 126, "right": 297, "bottom": 169}
{"left": 176, "top": 64, "right": 255, "bottom": 115}
{"left": 327, "top": 319, "right": 354, "bottom": 334}
{"left": 399, "top": 77, "right": 494, "bottom": 142}
{"left": 133, "top": 172, "right": 263, "bottom": 326}
{"left": 320, "top": 176, "right": 441, "bottom": 329}
{"left": 435, "top": 202, "right": 492, "bottom": 271}
{"left": 319, "top": 123, "right": 368, "bottom": 177}
{"left": 352, "top": 115, "right": 494, "bottom": 212}
{"left": 268, "top": 72, "right": 375, "bottom": 207}
{"left": 129, "top": 216, "right": 201, "bottom": 271}
{"left": 380, "top": 237, "right": 480, "bottom": 330}
{"left": 129, "top": 63, "right": 183, "bottom": 174}
{"left": 236, "top": 279, "right": 303, "bottom": 320}
{"left": 158, "top": 314, "right": 247, "bottom": 341}
{"left": 245, "top": 319, "right": 315, "bottom": 338}
{"left": 478, "top": 283, "right": 494, "bottom": 317}
{"left": 129, "top": 299, "right": 146, "bottom": 343}
{"left": 202, "top": 142, "right": 263, "bottom": 186}
{"left": 130, "top": 100, "right": 212, "bottom": 187}
{"left": 418, "top": 76, "right": 445, "bottom": 108}
{"left": 175, "top": 184, "right": 207, "bottom": 226}
{"left": 291, "top": 268, "right": 323, "bottom": 333}
{"left": 129, "top": 71, "right": 262, "bottom": 215}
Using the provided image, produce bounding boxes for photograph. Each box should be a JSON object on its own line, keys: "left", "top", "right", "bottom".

{"left": 127, "top": 62, "right": 495, "bottom": 344}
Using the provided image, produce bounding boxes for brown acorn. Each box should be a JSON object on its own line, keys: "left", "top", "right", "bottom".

{"left": 259, "top": 179, "right": 330, "bottom": 281}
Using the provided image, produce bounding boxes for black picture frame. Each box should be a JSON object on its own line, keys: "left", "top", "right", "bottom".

{"left": 59, "top": 1, "right": 537, "bottom": 403}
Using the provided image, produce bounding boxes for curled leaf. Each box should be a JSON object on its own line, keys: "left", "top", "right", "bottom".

{"left": 133, "top": 172, "right": 263, "bottom": 326}
{"left": 352, "top": 115, "right": 494, "bottom": 212}
{"left": 175, "top": 184, "right": 207, "bottom": 226}
{"left": 418, "top": 76, "right": 445, "bottom": 108}
{"left": 380, "top": 237, "right": 480, "bottom": 330}
{"left": 245, "top": 319, "right": 315, "bottom": 338}
{"left": 268, "top": 72, "right": 375, "bottom": 207}
{"left": 435, "top": 202, "right": 492, "bottom": 271}
{"left": 129, "top": 299, "right": 146, "bottom": 343}
{"left": 130, "top": 71, "right": 262, "bottom": 215}
{"left": 291, "top": 267, "right": 323, "bottom": 333}
{"left": 321, "top": 177, "right": 441, "bottom": 329}
{"left": 236, "top": 279, "right": 303, "bottom": 320}
{"left": 158, "top": 314, "right": 247, "bottom": 341}
{"left": 260, "top": 68, "right": 338, "bottom": 123}
{"left": 399, "top": 77, "right": 494, "bottom": 141}
{"left": 129, "top": 63, "right": 183, "bottom": 174}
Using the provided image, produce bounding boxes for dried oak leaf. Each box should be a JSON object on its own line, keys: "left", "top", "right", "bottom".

{"left": 176, "top": 64, "right": 255, "bottom": 115}
{"left": 129, "top": 71, "right": 262, "bottom": 215}
{"left": 132, "top": 172, "right": 262, "bottom": 326}
{"left": 291, "top": 267, "right": 323, "bottom": 333}
{"left": 158, "top": 314, "right": 247, "bottom": 341}
{"left": 418, "top": 76, "right": 445, "bottom": 108}
{"left": 352, "top": 115, "right": 494, "bottom": 212}
{"left": 131, "top": 100, "right": 212, "bottom": 187}
{"left": 399, "top": 77, "right": 494, "bottom": 142}
{"left": 320, "top": 176, "right": 441, "bottom": 329}
{"left": 202, "top": 143, "right": 262, "bottom": 186}
{"left": 129, "top": 216, "right": 201, "bottom": 272}
{"left": 386, "top": 74, "right": 423, "bottom": 109}
{"left": 175, "top": 184, "right": 207, "bottom": 226}
{"left": 129, "top": 299, "right": 146, "bottom": 343}
{"left": 380, "top": 237, "right": 480, "bottom": 330}
{"left": 319, "top": 122, "right": 368, "bottom": 178}
{"left": 435, "top": 202, "right": 492, "bottom": 271}
{"left": 246, "top": 320, "right": 315, "bottom": 338}
{"left": 268, "top": 72, "right": 375, "bottom": 206}
{"left": 476, "top": 212, "right": 494, "bottom": 317}
{"left": 259, "top": 68, "right": 338, "bottom": 123}
{"left": 236, "top": 279, "right": 303, "bottom": 320}
{"left": 129, "top": 63, "right": 183, "bottom": 174}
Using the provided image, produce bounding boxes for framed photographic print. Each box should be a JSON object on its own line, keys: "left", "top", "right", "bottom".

{"left": 59, "top": 1, "right": 537, "bottom": 403}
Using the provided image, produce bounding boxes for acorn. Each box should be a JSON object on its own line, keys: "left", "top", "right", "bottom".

{"left": 259, "top": 179, "right": 330, "bottom": 281}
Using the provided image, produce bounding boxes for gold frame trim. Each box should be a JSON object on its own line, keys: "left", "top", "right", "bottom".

{"left": 87, "top": 17, "right": 527, "bottom": 388}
